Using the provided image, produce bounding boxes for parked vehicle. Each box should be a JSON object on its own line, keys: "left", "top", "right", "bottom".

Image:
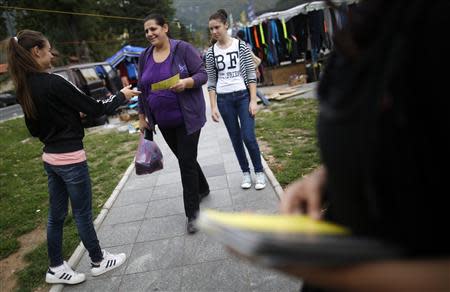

{"left": 51, "top": 62, "right": 124, "bottom": 127}
{"left": 0, "top": 91, "right": 16, "bottom": 108}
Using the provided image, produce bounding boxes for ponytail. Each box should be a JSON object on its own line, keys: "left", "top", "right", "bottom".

{"left": 6, "top": 30, "right": 47, "bottom": 119}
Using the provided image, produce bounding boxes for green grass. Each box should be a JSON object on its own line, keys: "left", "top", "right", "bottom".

{"left": 0, "top": 118, "right": 139, "bottom": 291}
{"left": 255, "top": 98, "right": 321, "bottom": 187}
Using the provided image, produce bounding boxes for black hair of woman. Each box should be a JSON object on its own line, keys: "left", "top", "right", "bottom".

{"left": 209, "top": 8, "right": 228, "bottom": 23}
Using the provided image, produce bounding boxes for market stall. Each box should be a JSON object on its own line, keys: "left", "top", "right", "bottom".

{"left": 106, "top": 45, "right": 145, "bottom": 87}
{"left": 238, "top": 0, "right": 359, "bottom": 85}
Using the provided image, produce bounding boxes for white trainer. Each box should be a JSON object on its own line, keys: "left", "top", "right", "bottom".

{"left": 241, "top": 172, "right": 252, "bottom": 189}
{"left": 255, "top": 172, "right": 266, "bottom": 190}
{"left": 45, "top": 261, "right": 86, "bottom": 285}
{"left": 91, "top": 250, "right": 126, "bottom": 277}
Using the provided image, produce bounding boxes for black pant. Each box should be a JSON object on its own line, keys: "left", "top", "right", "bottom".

{"left": 159, "top": 126, "right": 209, "bottom": 219}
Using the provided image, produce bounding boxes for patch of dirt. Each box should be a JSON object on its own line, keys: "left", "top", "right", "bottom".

{"left": 258, "top": 140, "right": 283, "bottom": 172}
{"left": 0, "top": 225, "right": 47, "bottom": 292}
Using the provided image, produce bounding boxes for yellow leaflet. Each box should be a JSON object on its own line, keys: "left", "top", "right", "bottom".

{"left": 201, "top": 209, "right": 350, "bottom": 235}
{"left": 151, "top": 73, "right": 180, "bottom": 91}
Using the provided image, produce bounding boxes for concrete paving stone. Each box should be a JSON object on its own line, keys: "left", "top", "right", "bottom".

{"left": 198, "top": 153, "right": 224, "bottom": 166}
{"left": 103, "top": 203, "right": 148, "bottom": 225}
{"left": 180, "top": 259, "right": 250, "bottom": 292}
{"left": 136, "top": 215, "right": 186, "bottom": 242}
{"left": 64, "top": 276, "right": 121, "bottom": 292}
{"left": 118, "top": 267, "right": 183, "bottom": 292}
{"left": 227, "top": 171, "right": 245, "bottom": 189}
{"left": 128, "top": 167, "right": 159, "bottom": 180}
{"left": 204, "top": 175, "right": 228, "bottom": 191}
{"left": 162, "top": 154, "right": 178, "bottom": 165}
{"left": 229, "top": 185, "right": 278, "bottom": 206}
{"left": 122, "top": 174, "right": 158, "bottom": 191}
{"left": 151, "top": 183, "right": 183, "bottom": 201}
{"left": 156, "top": 170, "right": 182, "bottom": 186}
{"left": 113, "top": 188, "right": 153, "bottom": 207}
{"left": 233, "top": 198, "right": 279, "bottom": 214}
{"left": 197, "top": 147, "right": 220, "bottom": 159}
{"left": 182, "top": 232, "right": 228, "bottom": 265}
{"left": 245, "top": 262, "right": 302, "bottom": 292}
{"left": 97, "top": 221, "right": 142, "bottom": 247}
{"left": 150, "top": 182, "right": 183, "bottom": 201}
{"left": 71, "top": 244, "right": 134, "bottom": 281}
{"left": 125, "top": 237, "right": 185, "bottom": 274}
{"left": 160, "top": 157, "right": 180, "bottom": 171}
{"left": 145, "top": 197, "right": 185, "bottom": 218}
{"left": 219, "top": 142, "right": 235, "bottom": 154}
{"left": 202, "top": 163, "right": 226, "bottom": 177}
{"left": 157, "top": 144, "right": 172, "bottom": 153}
{"left": 224, "top": 161, "right": 241, "bottom": 174}
{"left": 199, "top": 188, "right": 232, "bottom": 209}
{"left": 220, "top": 148, "right": 236, "bottom": 159}
{"left": 222, "top": 153, "right": 244, "bottom": 173}
{"left": 216, "top": 129, "right": 231, "bottom": 137}
{"left": 198, "top": 139, "right": 220, "bottom": 149}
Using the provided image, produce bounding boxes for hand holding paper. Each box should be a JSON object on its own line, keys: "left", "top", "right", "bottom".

{"left": 151, "top": 73, "right": 180, "bottom": 91}
{"left": 169, "top": 78, "right": 189, "bottom": 93}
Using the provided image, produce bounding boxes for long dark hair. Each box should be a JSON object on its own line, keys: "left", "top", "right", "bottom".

{"left": 318, "top": 0, "right": 448, "bottom": 244}
{"left": 7, "top": 30, "right": 48, "bottom": 119}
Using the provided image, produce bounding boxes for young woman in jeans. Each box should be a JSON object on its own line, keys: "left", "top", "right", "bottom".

{"left": 206, "top": 9, "right": 266, "bottom": 190}
{"left": 7, "top": 30, "right": 140, "bottom": 285}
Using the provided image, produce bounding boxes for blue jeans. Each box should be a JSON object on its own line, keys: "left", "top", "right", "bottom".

{"left": 44, "top": 161, "right": 103, "bottom": 267}
{"left": 256, "top": 89, "right": 270, "bottom": 106}
{"left": 217, "top": 90, "right": 263, "bottom": 173}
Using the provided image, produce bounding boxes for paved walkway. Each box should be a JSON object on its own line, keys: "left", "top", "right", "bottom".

{"left": 60, "top": 88, "right": 301, "bottom": 292}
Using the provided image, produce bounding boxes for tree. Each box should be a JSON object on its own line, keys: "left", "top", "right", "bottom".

{"left": 5, "top": 0, "right": 106, "bottom": 62}
{"left": 2, "top": 0, "right": 175, "bottom": 62}
{"left": 96, "top": 0, "right": 175, "bottom": 48}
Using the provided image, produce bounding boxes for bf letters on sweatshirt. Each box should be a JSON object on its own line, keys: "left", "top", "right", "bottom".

{"left": 214, "top": 39, "right": 247, "bottom": 94}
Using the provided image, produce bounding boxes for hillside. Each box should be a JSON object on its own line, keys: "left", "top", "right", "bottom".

{"left": 173, "top": 0, "right": 280, "bottom": 32}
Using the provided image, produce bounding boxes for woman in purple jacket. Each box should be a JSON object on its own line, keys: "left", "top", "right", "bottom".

{"left": 137, "top": 14, "right": 209, "bottom": 234}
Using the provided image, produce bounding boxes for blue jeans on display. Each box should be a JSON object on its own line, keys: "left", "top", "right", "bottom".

{"left": 217, "top": 89, "right": 263, "bottom": 173}
{"left": 256, "top": 89, "right": 270, "bottom": 106}
{"left": 44, "top": 161, "right": 103, "bottom": 267}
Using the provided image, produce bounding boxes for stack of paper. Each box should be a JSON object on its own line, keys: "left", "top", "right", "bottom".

{"left": 198, "top": 210, "right": 404, "bottom": 267}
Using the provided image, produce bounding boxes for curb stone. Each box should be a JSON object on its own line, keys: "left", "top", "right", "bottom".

{"left": 261, "top": 154, "right": 284, "bottom": 200}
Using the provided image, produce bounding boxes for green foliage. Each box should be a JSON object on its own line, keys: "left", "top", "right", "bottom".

{"left": 255, "top": 98, "right": 321, "bottom": 186}
{"left": 4, "top": 0, "right": 175, "bottom": 62}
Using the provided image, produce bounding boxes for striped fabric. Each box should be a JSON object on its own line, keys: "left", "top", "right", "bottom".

{"left": 206, "top": 38, "right": 257, "bottom": 92}
{"left": 59, "top": 272, "right": 72, "bottom": 280}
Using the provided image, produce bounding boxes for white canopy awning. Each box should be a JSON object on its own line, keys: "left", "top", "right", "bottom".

{"left": 248, "top": 0, "right": 359, "bottom": 26}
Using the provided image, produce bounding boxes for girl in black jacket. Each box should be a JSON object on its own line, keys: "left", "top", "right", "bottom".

{"left": 7, "top": 30, "right": 140, "bottom": 285}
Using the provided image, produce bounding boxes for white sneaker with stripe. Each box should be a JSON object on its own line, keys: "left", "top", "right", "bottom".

{"left": 90, "top": 250, "right": 126, "bottom": 277}
{"left": 45, "top": 261, "right": 86, "bottom": 285}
